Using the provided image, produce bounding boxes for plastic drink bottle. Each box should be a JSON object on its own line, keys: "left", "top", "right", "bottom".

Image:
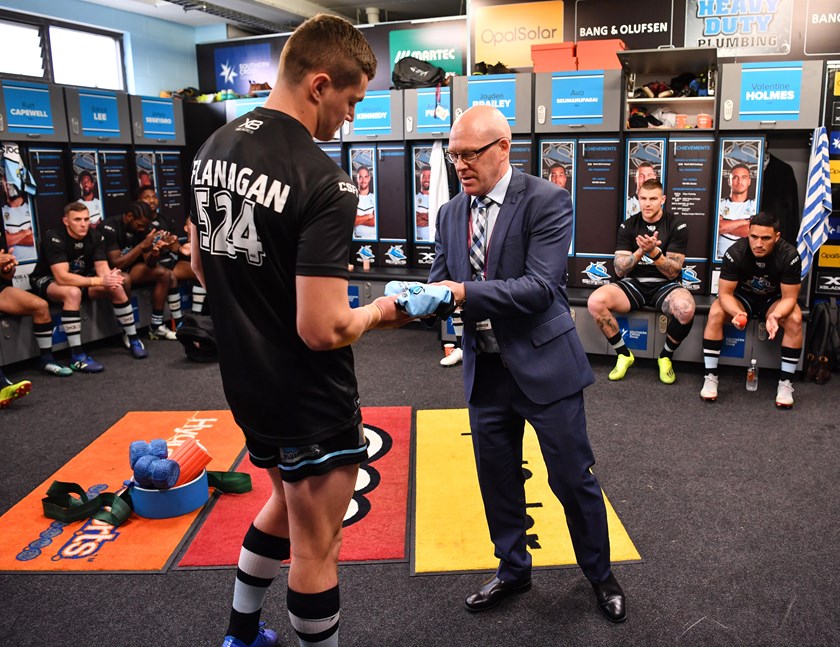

{"left": 746, "top": 359, "right": 758, "bottom": 391}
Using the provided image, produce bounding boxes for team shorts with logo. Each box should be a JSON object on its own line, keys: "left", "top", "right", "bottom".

{"left": 0, "top": 279, "right": 11, "bottom": 293}
{"left": 616, "top": 278, "right": 682, "bottom": 312}
{"left": 246, "top": 422, "right": 369, "bottom": 483}
{"left": 733, "top": 291, "right": 779, "bottom": 320}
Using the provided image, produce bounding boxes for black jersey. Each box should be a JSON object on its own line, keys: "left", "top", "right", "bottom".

{"left": 0, "top": 220, "right": 10, "bottom": 288}
{"left": 101, "top": 215, "right": 145, "bottom": 269}
{"left": 721, "top": 236, "right": 801, "bottom": 298}
{"left": 616, "top": 211, "right": 688, "bottom": 282}
{"left": 30, "top": 226, "right": 106, "bottom": 278}
{"left": 191, "top": 107, "right": 361, "bottom": 445}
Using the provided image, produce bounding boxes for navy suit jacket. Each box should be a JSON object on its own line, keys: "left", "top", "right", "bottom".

{"left": 429, "top": 167, "right": 595, "bottom": 405}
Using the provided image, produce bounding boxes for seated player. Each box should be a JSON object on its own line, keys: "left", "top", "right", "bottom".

{"left": 1, "top": 235, "right": 72, "bottom": 378}
{"left": 137, "top": 187, "right": 206, "bottom": 315}
{"left": 587, "top": 179, "right": 696, "bottom": 383}
{"left": 29, "top": 201, "right": 148, "bottom": 372}
{"left": 101, "top": 200, "right": 182, "bottom": 340}
{"left": 701, "top": 211, "right": 802, "bottom": 408}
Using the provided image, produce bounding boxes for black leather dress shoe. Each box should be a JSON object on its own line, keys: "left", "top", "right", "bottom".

{"left": 464, "top": 575, "right": 532, "bottom": 612}
{"left": 591, "top": 572, "right": 626, "bottom": 623}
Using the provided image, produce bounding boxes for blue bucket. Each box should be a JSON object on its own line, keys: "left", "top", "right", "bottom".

{"left": 131, "top": 469, "right": 209, "bottom": 519}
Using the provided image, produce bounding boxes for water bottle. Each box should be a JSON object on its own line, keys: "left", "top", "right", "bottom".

{"left": 746, "top": 359, "right": 758, "bottom": 391}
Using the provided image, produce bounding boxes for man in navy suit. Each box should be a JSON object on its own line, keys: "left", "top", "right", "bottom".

{"left": 428, "top": 105, "right": 625, "bottom": 623}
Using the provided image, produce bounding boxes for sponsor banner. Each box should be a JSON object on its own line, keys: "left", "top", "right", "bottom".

{"left": 139, "top": 97, "right": 176, "bottom": 140}
{"left": 818, "top": 244, "right": 840, "bottom": 267}
{"left": 3, "top": 80, "right": 54, "bottom": 135}
{"left": 804, "top": 0, "right": 840, "bottom": 55}
{"left": 415, "top": 87, "right": 451, "bottom": 133}
{"left": 739, "top": 62, "right": 802, "bottom": 122}
{"left": 213, "top": 42, "right": 275, "bottom": 95}
{"left": 389, "top": 24, "right": 464, "bottom": 75}
{"left": 615, "top": 315, "right": 650, "bottom": 352}
{"left": 721, "top": 324, "right": 747, "bottom": 358}
{"left": 815, "top": 269, "right": 840, "bottom": 295}
{"left": 354, "top": 91, "right": 394, "bottom": 137}
{"left": 412, "top": 242, "right": 436, "bottom": 268}
{"left": 551, "top": 72, "right": 604, "bottom": 125}
{"left": 830, "top": 131, "right": 840, "bottom": 156}
{"left": 831, "top": 159, "right": 840, "bottom": 185}
{"left": 828, "top": 214, "right": 840, "bottom": 241}
{"left": 667, "top": 137, "right": 715, "bottom": 261}
{"left": 573, "top": 139, "right": 621, "bottom": 262}
{"left": 78, "top": 90, "right": 120, "bottom": 138}
{"left": 467, "top": 75, "right": 517, "bottom": 125}
{"left": 473, "top": 0, "right": 565, "bottom": 69}
{"left": 684, "top": 0, "right": 794, "bottom": 56}
{"left": 574, "top": 0, "right": 673, "bottom": 48}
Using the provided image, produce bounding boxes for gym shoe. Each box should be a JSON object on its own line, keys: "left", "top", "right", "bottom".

{"left": 41, "top": 360, "right": 73, "bottom": 377}
{"left": 440, "top": 347, "right": 463, "bottom": 367}
{"left": 657, "top": 356, "right": 676, "bottom": 384}
{"left": 221, "top": 624, "right": 279, "bottom": 647}
{"left": 71, "top": 354, "right": 104, "bottom": 373}
{"left": 775, "top": 379, "right": 794, "bottom": 409}
{"left": 0, "top": 380, "right": 32, "bottom": 409}
{"left": 129, "top": 339, "right": 149, "bottom": 359}
{"left": 700, "top": 374, "right": 719, "bottom": 401}
{"left": 608, "top": 352, "right": 634, "bottom": 381}
{"left": 149, "top": 324, "right": 178, "bottom": 340}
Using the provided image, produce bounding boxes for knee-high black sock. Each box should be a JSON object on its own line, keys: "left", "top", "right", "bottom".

{"left": 287, "top": 585, "right": 340, "bottom": 646}
{"left": 226, "top": 523, "right": 289, "bottom": 643}
{"left": 607, "top": 332, "right": 631, "bottom": 356}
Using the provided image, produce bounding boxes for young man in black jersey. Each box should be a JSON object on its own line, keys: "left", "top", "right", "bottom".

{"left": 137, "top": 187, "right": 207, "bottom": 315}
{"left": 190, "top": 14, "right": 407, "bottom": 647}
{"left": 588, "top": 179, "right": 696, "bottom": 383}
{"left": 701, "top": 211, "right": 802, "bottom": 407}
{"left": 29, "top": 201, "right": 148, "bottom": 372}
{"left": 101, "top": 200, "right": 183, "bottom": 340}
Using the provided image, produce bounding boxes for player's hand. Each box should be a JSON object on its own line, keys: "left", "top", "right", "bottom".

{"left": 765, "top": 314, "right": 779, "bottom": 339}
{"left": 102, "top": 268, "right": 124, "bottom": 289}
{"left": 369, "top": 295, "right": 413, "bottom": 328}
{"left": 0, "top": 249, "right": 18, "bottom": 273}
{"left": 141, "top": 229, "right": 159, "bottom": 251}
{"left": 731, "top": 312, "right": 748, "bottom": 330}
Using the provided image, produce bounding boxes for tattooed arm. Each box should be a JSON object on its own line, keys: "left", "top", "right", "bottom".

{"left": 651, "top": 250, "right": 684, "bottom": 281}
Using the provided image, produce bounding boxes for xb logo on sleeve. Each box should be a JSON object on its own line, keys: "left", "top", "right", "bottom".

{"left": 236, "top": 118, "right": 263, "bottom": 134}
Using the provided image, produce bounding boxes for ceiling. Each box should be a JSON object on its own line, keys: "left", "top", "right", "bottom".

{"left": 82, "top": 0, "right": 466, "bottom": 34}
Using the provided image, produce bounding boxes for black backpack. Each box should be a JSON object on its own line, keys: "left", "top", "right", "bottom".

{"left": 392, "top": 56, "right": 446, "bottom": 89}
{"left": 176, "top": 314, "right": 218, "bottom": 362}
{"left": 805, "top": 298, "right": 840, "bottom": 372}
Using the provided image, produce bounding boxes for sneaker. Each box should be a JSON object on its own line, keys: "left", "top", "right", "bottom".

{"left": 608, "top": 352, "right": 634, "bottom": 381}
{"left": 0, "top": 380, "right": 32, "bottom": 409}
{"left": 440, "top": 347, "right": 463, "bottom": 367}
{"left": 149, "top": 324, "right": 178, "bottom": 340}
{"left": 129, "top": 339, "right": 149, "bottom": 359}
{"left": 775, "top": 379, "right": 794, "bottom": 409}
{"left": 121, "top": 332, "right": 131, "bottom": 349}
{"left": 700, "top": 374, "right": 719, "bottom": 401}
{"left": 71, "top": 354, "right": 104, "bottom": 373}
{"left": 41, "top": 361, "right": 73, "bottom": 377}
{"left": 221, "top": 624, "right": 279, "bottom": 647}
{"left": 657, "top": 356, "right": 676, "bottom": 384}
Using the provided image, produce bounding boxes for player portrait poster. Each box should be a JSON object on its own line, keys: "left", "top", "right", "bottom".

{"left": 349, "top": 147, "right": 377, "bottom": 242}
{"left": 1, "top": 143, "right": 38, "bottom": 273}
{"left": 540, "top": 139, "right": 575, "bottom": 201}
{"left": 713, "top": 136, "right": 765, "bottom": 262}
{"left": 135, "top": 151, "right": 157, "bottom": 193}
{"left": 71, "top": 149, "right": 104, "bottom": 226}
{"left": 412, "top": 145, "right": 434, "bottom": 243}
{"left": 625, "top": 138, "right": 666, "bottom": 220}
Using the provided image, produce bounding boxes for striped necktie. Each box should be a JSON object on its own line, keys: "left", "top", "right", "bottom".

{"left": 469, "top": 195, "right": 492, "bottom": 280}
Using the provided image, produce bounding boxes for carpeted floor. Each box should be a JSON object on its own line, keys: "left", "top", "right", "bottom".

{"left": 0, "top": 322, "right": 838, "bottom": 646}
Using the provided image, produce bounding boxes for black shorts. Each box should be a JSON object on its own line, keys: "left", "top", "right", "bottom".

{"left": 0, "top": 279, "right": 11, "bottom": 293}
{"left": 246, "top": 422, "right": 369, "bottom": 483}
{"left": 734, "top": 291, "right": 778, "bottom": 320}
{"left": 29, "top": 275, "right": 55, "bottom": 299}
{"left": 616, "top": 278, "right": 682, "bottom": 312}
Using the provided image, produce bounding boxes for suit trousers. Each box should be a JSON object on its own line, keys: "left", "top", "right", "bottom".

{"left": 467, "top": 353, "right": 612, "bottom": 584}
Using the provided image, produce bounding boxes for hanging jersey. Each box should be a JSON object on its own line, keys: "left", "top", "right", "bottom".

{"left": 721, "top": 237, "right": 801, "bottom": 298}
{"left": 616, "top": 211, "right": 688, "bottom": 283}
{"left": 191, "top": 107, "right": 361, "bottom": 445}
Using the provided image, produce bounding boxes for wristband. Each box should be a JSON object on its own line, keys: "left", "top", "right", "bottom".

{"left": 648, "top": 249, "right": 662, "bottom": 261}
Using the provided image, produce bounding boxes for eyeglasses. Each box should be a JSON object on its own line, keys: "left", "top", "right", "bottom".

{"left": 445, "top": 138, "right": 505, "bottom": 164}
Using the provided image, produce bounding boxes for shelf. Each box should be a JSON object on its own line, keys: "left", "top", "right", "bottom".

{"left": 617, "top": 47, "right": 717, "bottom": 76}
{"left": 627, "top": 97, "right": 715, "bottom": 104}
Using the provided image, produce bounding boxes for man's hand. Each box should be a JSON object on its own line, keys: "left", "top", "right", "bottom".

{"left": 765, "top": 313, "right": 780, "bottom": 339}
{"left": 0, "top": 248, "right": 17, "bottom": 274}
{"left": 635, "top": 231, "right": 659, "bottom": 255}
{"left": 732, "top": 312, "right": 748, "bottom": 330}
{"left": 369, "top": 295, "right": 414, "bottom": 328}
{"left": 102, "top": 268, "right": 125, "bottom": 289}
{"left": 431, "top": 280, "right": 466, "bottom": 307}
{"left": 141, "top": 229, "right": 159, "bottom": 252}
